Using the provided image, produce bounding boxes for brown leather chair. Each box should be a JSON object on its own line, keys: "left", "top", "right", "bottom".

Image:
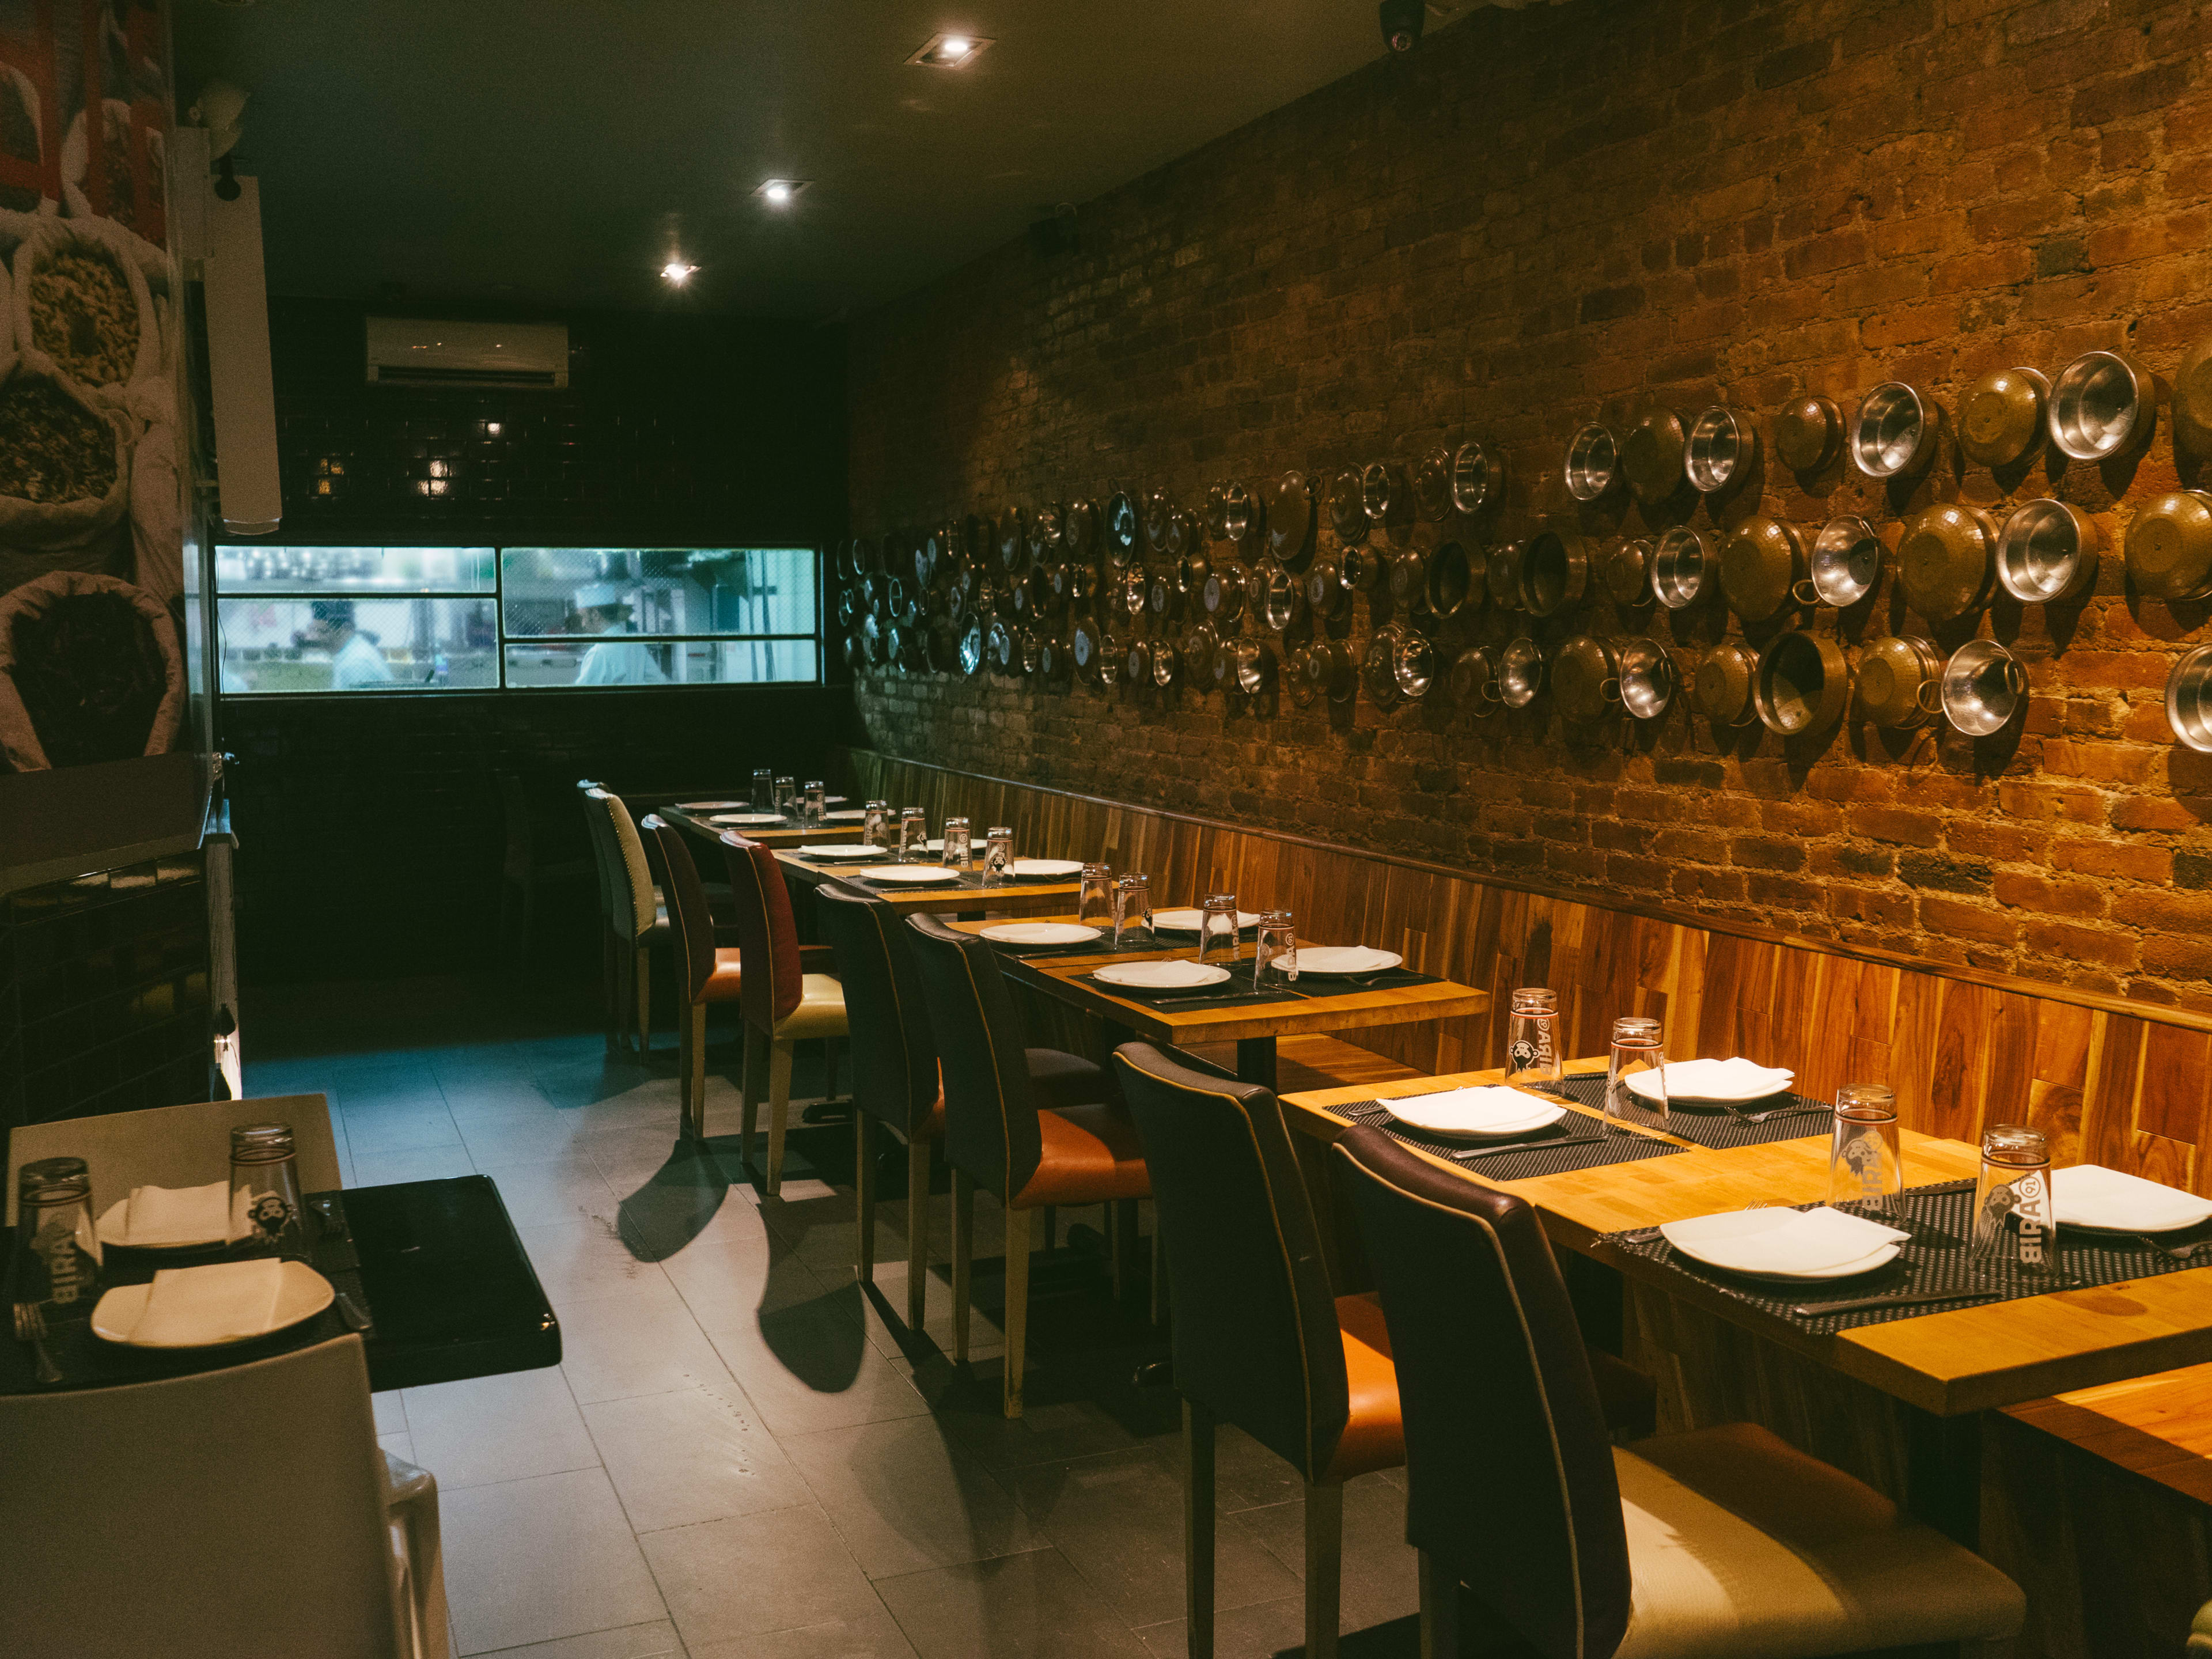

{"left": 641, "top": 815, "right": 746, "bottom": 1139}
{"left": 813, "top": 881, "right": 942, "bottom": 1330}
{"left": 904, "top": 914, "right": 1140, "bottom": 1419}
{"left": 721, "top": 834, "right": 847, "bottom": 1196}
{"left": 1329, "top": 1126, "right": 2027, "bottom": 1659}
{"left": 1111, "top": 1041, "right": 1400, "bottom": 1659}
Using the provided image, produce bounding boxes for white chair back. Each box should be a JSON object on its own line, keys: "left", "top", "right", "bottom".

{"left": 6, "top": 1093, "right": 342, "bottom": 1226}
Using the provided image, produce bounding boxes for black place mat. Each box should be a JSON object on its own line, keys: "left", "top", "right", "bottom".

{"left": 1337, "top": 1097, "right": 1685, "bottom": 1182}
{"left": 1603, "top": 1180, "right": 2212, "bottom": 1336}
{"left": 982, "top": 931, "right": 1132, "bottom": 960}
{"left": 1079, "top": 969, "right": 1313, "bottom": 1012}
{"left": 1550, "top": 1074, "right": 1836, "bottom": 1150}
{"left": 1295, "top": 967, "right": 1445, "bottom": 993}
{"left": 0, "top": 1191, "right": 373, "bottom": 1396}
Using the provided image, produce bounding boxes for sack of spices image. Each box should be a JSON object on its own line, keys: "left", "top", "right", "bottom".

{"left": 61, "top": 99, "right": 170, "bottom": 289}
{"left": 0, "top": 569, "right": 183, "bottom": 771}
{"left": 0, "top": 361, "right": 135, "bottom": 551}
{"left": 10, "top": 217, "right": 158, "bottom": 404}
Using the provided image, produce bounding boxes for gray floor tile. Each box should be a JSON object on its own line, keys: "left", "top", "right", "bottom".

{"left": 1237, "top": 1476, "right": 1418, "bottom": 1633}
{"left": 342, "top": 1101, "right": 466, "bottom": 1155}
{"left": 460, "top": 1102, "right": 607, "bottom": 1162}
{"left": 519, "top": 1216, "right": 680, "bottom": 1308}
{"left": 698, "top": 1292, "right": 933, "bottom": 1437}
{"left": 584, "top": 1380, "right": 813, "bottom": 1532}
{"left": 687, "top": 1607, "right": 916, "bottom": 1658}
{"left": 444, "top": 1467, "right": 668, "bottom": 1654}
{"left": 1007, "top": 1448, "right": 1300, "bottom": 1628}
{"left": 560, "top": 1293, "right": 737, "bottom": 1404}
{"left": 642, "top": 1505, "right": 884, "bottom": 1650}
{"left": 781, "top": 1415, "right": 1046, "bottom": 1580}
{"left": 380, "top": 1429, "right": 418, "bottom": 1463}
{"left": 353, "top": 1143, "right": 479, "bottom": 1185}
{"left": 404, "top": 1365, "right": 603, "bottom": 1490}
{"left": 476, "top": 1152, "right": 623, "bottom": 1229}
{"left": 479, "top": 1619, "right": 686, "bottom": 1658}
{"left": 873, "top": 1548, "right": 1149, "bottom": 1659}
{"left": 1132, "top": 1593, "right": 1307, "bottom": 1659}
{"left": 373, "top": 1388, "right": 408, "bottom": 1435}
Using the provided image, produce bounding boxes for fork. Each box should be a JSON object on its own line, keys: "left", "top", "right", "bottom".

{"left": 12, "top": 1300, "right": 62, "bottom": 1385}
{"left": 2141, "top": 1233, "right": 2212, "bottom": 1263}
{"left": 1719, "top": 1100, "right": 1834, "bottom": 1126}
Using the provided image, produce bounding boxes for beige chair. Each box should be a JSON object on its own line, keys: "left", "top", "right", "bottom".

{"left": 6, "top": 1093, "right": 342, "bottom": 1228}
{"left": 0, "top": 1334, "right": 449, "bottom": 1659}
{"left": 585, "top": 786, "right": 664, "bottom": 1058}
{"left": 576, "top": 777, "right": 627, "bottom": 1051}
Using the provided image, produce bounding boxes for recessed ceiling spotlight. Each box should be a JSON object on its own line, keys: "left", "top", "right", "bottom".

{"left": 908, "top": 32, "right": 994, "bottom": 67}
{"left": 756, "top": 178, "right": 809, "bottom": 205}
{"left": 661, "top": 260, "right": 697, "bottom": 284}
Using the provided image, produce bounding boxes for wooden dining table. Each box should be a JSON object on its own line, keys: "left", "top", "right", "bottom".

{"left": 1279, "top": 1057, "right": 2212, "bottom": 1540}
{"left": 774, "top": 850, "right": 1085, "bottom": 918}
{"left": 951, "top": 915, "right": 1490, "bottom": 1089}
{"left": 657, "top": 803, "right": 866, "bottom": 849}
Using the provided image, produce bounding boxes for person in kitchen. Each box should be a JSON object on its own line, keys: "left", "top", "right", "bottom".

{"left": 572, "top": 581, "right": 668, "bottom": 685}
{"left": 307, "top": 600, "right": 395, "bottom": 690}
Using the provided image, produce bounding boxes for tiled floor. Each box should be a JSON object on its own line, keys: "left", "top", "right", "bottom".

{"left": 244, "top": 976, "right": 1420, "bottom": 1659}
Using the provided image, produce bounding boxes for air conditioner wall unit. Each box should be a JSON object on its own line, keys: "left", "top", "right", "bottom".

{"left": 365, "top": 318, "right": 569, "bottom": 389}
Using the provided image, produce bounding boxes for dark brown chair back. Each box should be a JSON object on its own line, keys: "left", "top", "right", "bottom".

{"left": 1112, "top": 1041, "right": 1349, "bottom": 1483}
{"left": 814, "top": 883, "right": 938, "bottom": 1138}
{"left": 641, "top": 815, "right": 715, "bottom": 1002}
{"left": 903, "top": 914, "right": 1044, "bottom": 1200}
{"left": 1330, "top": 1126, "right": 1631, "bottom": 1659}
{"left": 719, "top": 835, "right": 805, "bottom": 1030}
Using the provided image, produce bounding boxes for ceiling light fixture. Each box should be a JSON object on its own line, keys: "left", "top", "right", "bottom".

{"left": 908, "top": 32, "right": 994, "bottom": 67}
{"left": 661, "top": 260, "right": 697, "bottom": 284}
{"left": 755, "top": 178, "right": 808, "bottom": 205}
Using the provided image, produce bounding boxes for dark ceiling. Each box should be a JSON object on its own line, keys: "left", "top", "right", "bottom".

{"left": 174, "top": 0, "right": 1407, "bottom": 317}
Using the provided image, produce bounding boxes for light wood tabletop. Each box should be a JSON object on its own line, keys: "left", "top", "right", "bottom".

{"left": 772, "top": 851, "right": 1082, "bottom": 917}
{"left": 1278, "top": 1059, "right": 2212, "bottom": 1417}
{"left": 658, "top": 805, "right": 866, "bottom": 849}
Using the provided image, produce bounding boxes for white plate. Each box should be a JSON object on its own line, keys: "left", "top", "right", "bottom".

{"left": 91, "top": 1260, "right": 335, "bottom": 1349}
{"left": 1094, "top": 960, "right": 1231, "bottom": 990}
{"left": 982, "top": 922, "right": 1102, "bottom": 946}
{"left": 1010, "top": 858, "right": 1086, "bottom": 878}
{"left": 852, "top": 865, "right": 966, "bottom": 885}
{"left": 96, "top": 1197, "right": 226, "bottom": 1251}
{"left": 2052, "top": 1165, "right": 2212, "bottom": 1234}
{"left": 1153, "top": 907, "right": 1264, "bottom": 931}
{"left": 798, "top": 844, "right": 885, "bottom": 859}
{"left": 822, "top": 809, "right": 868, "bottom": 821}
{"left": 677, "top": 800, "right": 748, "bottom": 811}
{"left": 710, "top": 813, "right": 787, "bottom": 827}
{"left": 1296, "top": 946, "right": 1404, "bottom": 976}
{"left": 1658, "top": 1208, "right": 1903, "bottom": 1282}
{"left": 1626, "top": 1058, "right": 1796, "bottom": 1106}
{"left": 1385, "top": 1085, "right": 1566, "bottom": 1140}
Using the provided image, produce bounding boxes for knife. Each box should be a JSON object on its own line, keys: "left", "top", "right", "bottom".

{"left": 1453, "top": 1134, "right": 1609, "bottom": 1161}
{"left": 1789, "top": 1285, "right": 2001, "bottom": 1317}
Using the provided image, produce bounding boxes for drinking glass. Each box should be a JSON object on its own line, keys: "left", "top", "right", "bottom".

{"left": 774, "top": 776, "right": 797, "bottom": 820}
{"left": 942, "top": 817, "right": 973, "bottom": 869}
{"left": 15, "top": 1157, "right": 102, "bottom": 1311}
{"left": 1254, "top": 910, "right": 1298, "bottom": 987}
{"left": 1196, "top": 893, "right": 1241, "bottom": 969}
{"left": 1827, "top": 1085, "right": 1903, "bottom": 1212}
{"left": 751, "top": 768, "right": 774, "bottom": 812}
{"left": 862, "top": 800, "right": 891, "bottom": 850}
{"left": 1604, "top": 1017, "right": 1666, "bottom": 1128}
{"left": 1077, "top": 863, "right": 1115, "bottom": 929}
{"left": 897, "top": 808, "right": 929, "bottom": 862}
{"left": 983, "top": 827, "right": 1015, "bottom": 883}
{"left": 1972, "top": 1124, "right": 2054, "bottom": 1274}
{"left": 1505, "top": 987, "right": 1562, "bottom": 1089}
{"left": 802, "top": 781, "right": 827, "bottom": 828}
{"left": 1113, "top": 873, "right": 1154, "bottom": 948}
{"left": 229, "top": 1122, "right": 310, "bottom": 1260}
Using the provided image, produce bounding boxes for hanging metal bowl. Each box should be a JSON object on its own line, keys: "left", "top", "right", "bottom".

{"left": 1147, "top": 573, "right": 1180, "bottom": 621}
{"left": 1564, "top": 424, "right": 1620, "bottom": 502}
{"left": 2126, "top": 490, "right": 2212, "bottom": 601}
{"left": 1851, "top": 382, "right": 1939, "bottom": 478}
{"left": 1617, "top": 638, "right": 1677, "bottom": 719}
{"left": 1200, "top": 565, "right": 1244, "bottom": 622}
{"left": 1412, "top": 448, "right": 1455, "bottom": 522}
{"left": 1451, "top": 442, "right": 1503, "bottom": 515}
{"left": 1939, "top": 639, "right": 2028, "bottom": 737}
{"left": 1104, "top": 493, "right": 1141, "bottom": 567}
{"left": 2049, "top": 350, "right": 2157, "bottom": 462}
{"left": 1361, "top": 460, "right": 1411, "bottom": 528}
{"left": 1958, "top": 368, "right": 2050, "bottom": 469}
{"left": 957, "top": 619, "right": 986, "bottom": 676}
{"left": 1598, "top": 537, "right": 1653, "bottom": 606}
{"left": 1520, "top": 531, "right": 1592, "bottom": 617}
{"left": 987, "top": 618, "right": 1016, "bottom": 674}
{"left": 1450, "top": 646, "right": 1503, "bottom": 714}
{"left": 1498, "top": 637, "right": 1545, "bottom": 708}
{"left": 1776, "top": 395, "right": 1844, "bottom": 472}
{"left": 1692, "top": 642, "right": 1759, "bottom": 726}
{"left": 2166, "top": 644, "right": 2212, "bottom": 754}
{"left": 1264, "top": 471, "right": 1316, "bottom": 566}
{"left": 1685, "top": 407, "right": 1759, "bottom": 494}
{"left": 1221, "top": 480, "right": 1262, "bottom": 545}
{"left": 1124, "top": 638, "right": 1153, "bottom": 685}
{"left": 1809, "top": 516, "right": 1884, "bottom": 607}
{"left": 1898, "top": 503, "right": 1998, "bottom": 622}
{"left": 1488, "top": 540, "right": 1528, "bottom": 612}
{"left": 997, "top": 509, "right": 1029, "bottom": 571}
{"left": 1142, "top": 490, "right": 1177, "bottom": 556}
{"left": 1150, "top": 638, "right": 1181, "bottom": 688}
{"left": 1202, "top": 483, "right": 1231, "bottom": 544}
{"left": 1301, "top": 638, "right": 1357, "bottom": 703}
{"left": 1175, "top": 541, "right": 1210, "bottom": 596}
{"left": 1996, "top": 499, "right": 2101, "bottom": 603}
{"left": 1853, "top": 635, "right": 1944, "bottom": 729}
{"left": 1390, "top": 625, "right": 1438, "bottom": 700}
{"left": 1386, "top": 547, "right": 1430, "bottom": 611}
{"left": 1340, "top": 541, "right": 1385, "bottom": 593}
{"left": 1425, "top": 539, "right": 1479, "bottom": 616}
{"left": 1118, "top": 565, "right": 1149, "bottom": 618}
{"left": 1754, "top": 631, "right": 1851, "bottom": 737}
{"left": 1228, "top": 639, "right": 1275, "bottom": 695}
{"left": 1257, "top": 562, "right": 1305, "bottom": 632}
{"left": 1620, "top": 408, "right": 1687, "bottom": 504}
{"left": 1327, "top": 469, "right": 1369, "bottom": 543}
{"left": 1070, "top": 615, "right": 1107, "bottom": 680}
{"left": 1551, "top": 635, "right": 1622, "bottom": 724}
{"left": 1359, "top": 634, "right": 1396, "bottom": 708}
{"left": 1305, "top": 555, "right": 1347, "bottom": 619}
{"left": 1063, "top": 498, "right": 1098, "bottom": 557}
{"left": 1652, "top": 527, "right": 1714, "bottom": 610}
{"left": 1720, "top": 516, "right": 1810, "bottom": 622}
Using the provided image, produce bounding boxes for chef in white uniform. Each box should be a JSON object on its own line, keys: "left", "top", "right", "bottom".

{"left": 572, "top": 581, "right": 668, "bottom": 686}
{"left": 309, "top": 600, "right": 395, "bottom": 690}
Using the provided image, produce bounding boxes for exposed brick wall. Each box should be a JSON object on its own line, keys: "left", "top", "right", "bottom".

{"left": 843, "top": 0, "right": 2212, "bottom": 1011}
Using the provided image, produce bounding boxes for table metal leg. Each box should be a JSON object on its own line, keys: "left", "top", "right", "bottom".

{"left": 1236, "top": 1037, "right": 1277, "bottom": 1091}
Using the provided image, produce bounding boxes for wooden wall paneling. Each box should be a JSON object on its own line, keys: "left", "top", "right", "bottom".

{"left": 2082, "top": 1017, "right": 2150, "bottom": 1176}
{"left": 1982, "top": 992, "right": 2042, "bottom": 1143}
{"left": 1926, "top": 982, "right": 2001, "bottom": 1146}
{"left": 2024, "top": 1002, "right": 2096, "bottom": 1170}
{"left": 2138, "top": 1025, "right": 2212, "bottom": 1193}
{"left": 1694, "top": 931, "right": 1751, "bottom": 1065}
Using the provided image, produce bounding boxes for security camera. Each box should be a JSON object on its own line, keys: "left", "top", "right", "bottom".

{"left": 1379, "top": 0, "right": 1423, "bottom": 52}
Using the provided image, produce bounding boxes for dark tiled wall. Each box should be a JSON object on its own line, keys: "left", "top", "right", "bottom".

{"left": 217, "top": 300, "right": 856, "bottom": 985}
{"left": 3, "top": 859, "right": 212, "bottom": 1133}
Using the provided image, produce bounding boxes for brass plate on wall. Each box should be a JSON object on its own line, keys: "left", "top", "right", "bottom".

{"left": 1775, "top": 396, "right": 1843, "bottom": 472}
{"left": 2126, "top": 490, "right": 2212, "bottom": 601}
{"left": 1897, "top": 503, "right": 1997, "bottom": 621}
{"left": 1620, "top": 408, "right": 1687, "bottom": 503}
{"left": 1719, "top": 516, "right": 1808, "bottom": 622}
{"left": 1959, "top": 368, "right": 2050, "bottom": 469}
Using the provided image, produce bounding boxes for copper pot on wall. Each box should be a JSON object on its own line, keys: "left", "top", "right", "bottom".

{"left": 1775, "top": 396, "right": 1844, "bottom": 472}
{"left": 1425, "top": 539, "right": 1480, "bottom": 616}
{"left": 1200, "top": 565, "right": 1244, "bottom": 623}
{"left": 1118, "top": 565, "right": 1149, "bottom": 618}
{"left": 1685, "top": 407, "right": 1759, "bottom": 494}
{"left": 1124, "top": 637, "right": 1154, "bottom": 685}
{"left": 1386, "top": 546, "right": 1430, "bottom": 612}
{"left": 2175, "top": 334, "right": 2212, "bottom": 454}
{"left": 1565, "top": 424, "right": 1620, "bottom": 502}
{"left": 1339, "top": 541, "right": 1384, "bottom": 593}
{"left": 1620, "top": 407, "right": 1687, "bottom": 504}
{"left": 1147, "top": 572, "right": 1182, "bottom": 622}
{"left": 1221, "top": 480, "right": 1264, "bottom": 546}
{"left": 1754, "top": 631, "right": 1850, "bottom": 737}
{"left": 1451, "top": 442, "right": 1504, "bottom": 516}
{"left": 1256, "top": 562, "right": 1306, "bottom": 632}
{"left": 1305, "top": 555, "right": 1347, "bottom": 619}
{"left": 1450, "top": 645, "right": 1503, "bottom": 714}
{"left": 1202, "top": 483, "right": 1231, "bottom": 544}
{"left": 1617, "top": 638, "right": 1676, "bottom": 719}
{"left": 1488, "top": 540, "right": 1528, "bottom": 612}
{"left": 1597, "top": 538, "right": 1653, "bottom": 606}
{"left": 1898, "top": 503, "right": 1998, "bottom": 621}
{"left": 1651, "top": 527, "right": 1714, "bottom": 610}
{"left": 1289, "top": 639, "right": 1357, "bottom": 704}
{"left": 1851, "top": 383, "right": 1942, "bottom": 479}
{"left": 1720, "top": 516, "right": 1810, "bottom": 622}
{"left": 1327, "top": 469, "right": 1369, "bottom": 544}
{"left": 1519, "top": 531, "right": 1590, "bottom": 617}
{"left": 1070, "top": 614, "right": 1108, "bottom": 681}
{"left": 2125, "top": 490, "right": 2212, "bottom": 601}
{"left": 1360, "top": 460, "right": 1412, "bottom": 530}
{"left": 1958, "top": 368, "right": 2050, "bottom": 469}
{"left": 1063, "top": 498, "right": 1099, "bottom": 558}
{"left": 1854, "top": 635, "right": 1945, "bottom": 728}
{"left": 1551, "top": 635, "right": 1623, "bottom": 724}
{"left": 1498, "top": 637, "right": 1544, "bottom": 708}
{"left": 1411, "top": 448, "right": 1455, "bottom": 522}
{"left": 1265, "top": 471, "right": 1316, "bottom": 567}
{"left": 1995, "top": 500, "right": 2101, "bottom": 603}
{"left": 1175, "top": 539, "right": 1210, "bottom": 595}
{"left": 1226, "top": 638, "right": 1275, "bottom": 696}
{"left": 1693, "top": 642, "right": 1758, "bottom": 725}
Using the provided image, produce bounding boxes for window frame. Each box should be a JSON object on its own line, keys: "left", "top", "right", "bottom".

{"left": 212, "top": 541, "right": 825, "bottom": 696}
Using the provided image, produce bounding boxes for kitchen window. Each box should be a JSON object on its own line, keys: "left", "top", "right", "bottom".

{"left": 213, "top": 544, "right": 821, "bottom": 694}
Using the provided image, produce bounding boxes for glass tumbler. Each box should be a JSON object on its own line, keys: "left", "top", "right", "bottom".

{"left": 1197, "top": 893, "right": 1242, "bottom": 969}
{"left": 897, "top": 808, "right": 929, "bottom": 862}
{"left": 774, "top": 776, "right": 797, "bottom": 820}
{"left": 862, "top": 800, "right": 891, "bottom": 850}
{"left": 1077, "top": 863, "right": 1115, "bottom": 929}
{"left": 1827, "top": 1085, "right": 1903, "bottom": 1212}
{"left": 16, "top": 1157, "right": 102, "bottom": 1311}
{"left": 1254, "top": 910, "right": 1298, "bottom": 987}
{"left": 1113, "top": 873, "right": 1154, "bottom": 949}
{"left": 802, "top": 781, "right": 827, "bottom": 828}
{"left": 942, "top": 817, "right": 973, "bottom": 869}
{"left": 751, "top": 768, "right": 775, "bottom": 812}
{"left": 1604, "top": 1017, "right": 1667, "bottom": 1127}
{"left": 1972, "top": 1124, "right": 2054, "bottom": 1273}
{"left": 1505, "top": 987, "right": 1562, "bottom": 1089}
{"left": 229, "top": 1122, "right": 310, "bottom": 1259}
{"left": 983, "top": 827, "right": 1015, "bottom": 883}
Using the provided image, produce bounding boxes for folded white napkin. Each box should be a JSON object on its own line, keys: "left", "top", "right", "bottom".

{"left": 1666, "top": 1207, "right": 1908, "bottom": 1275}
{"left": 123, "top": 1181, "right": 230, "bottom": 1246}
{"left": 1102, "top": 959, "right": 1224, "bottom": 988}
{"left": 130, "top": 1259, "right": 285, "bottom": 1346}
{"left": 1389, "top": 1085, "right": 1563, "bottom": 1137}
{"left": 2051, "top": 1165, "right": 2212, "bottom": 1232}
{"left": 982, "top": 922, "right": 1099, "bottom": 946}
{"left": 1637, "top": 1057, "right": 1796, "bottom": 1101}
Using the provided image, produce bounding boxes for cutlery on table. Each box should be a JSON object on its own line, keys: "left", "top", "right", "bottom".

{"left": 1787, "top": 1286, "right": 2002, "bottom": 1317}
{"left": 12, "top": 1300, "right": 62, "bottom": 1385}
{"left": 2140, "top": 1233, "right": 2212, "bottom": 1263}
{"left": 1718, "top": 1100, "right": 1834, "bottom": 1126}
{"left": 1452, "top": 1134, "right": 1608, "bottom": 1161}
